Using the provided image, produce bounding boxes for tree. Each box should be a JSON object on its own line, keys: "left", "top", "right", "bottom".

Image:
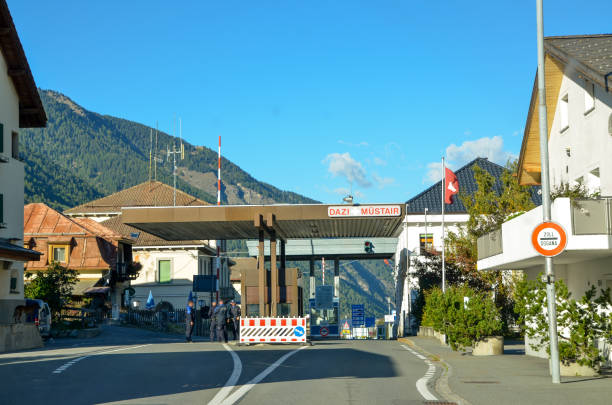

{"left": 24, "top": 262, "right": 79, "bottom": 320}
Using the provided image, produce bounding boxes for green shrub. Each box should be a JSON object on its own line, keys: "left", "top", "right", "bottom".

{"left": 515, "top": 275, "right": 612, "bottom": 368}
{"left": 421, "top": 285, "right": 502, "bottom": 350}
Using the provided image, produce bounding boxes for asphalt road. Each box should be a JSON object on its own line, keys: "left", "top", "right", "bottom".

{"left": 0, "top": 326, "right": 437, "bottom": 405}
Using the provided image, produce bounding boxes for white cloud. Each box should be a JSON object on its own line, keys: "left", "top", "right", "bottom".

{"left": 424, "top": 136, "right": 516, "bottom": 183}
{"left": 323, "top": 152, "right": 372, "bottom": 187}
{"left": 372, "top": 173, "right": 395, "bottom": 189}
{"left": 373, "top": 157, "right": 387, "bottom": 166}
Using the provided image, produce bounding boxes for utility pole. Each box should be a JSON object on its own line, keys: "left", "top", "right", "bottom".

{"left": 536, "top": 0, "right": 561, "bottom": 384}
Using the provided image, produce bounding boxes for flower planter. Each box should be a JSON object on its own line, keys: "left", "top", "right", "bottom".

{"left": 559, "top": 362, "right": 599, "bottom": 377}
{"left": 473, "top": 336, "right": 504, "bottom": 356}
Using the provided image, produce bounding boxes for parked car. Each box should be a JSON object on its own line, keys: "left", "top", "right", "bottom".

{"left": 24, "top": 299, "right": 52, "bottom": 337}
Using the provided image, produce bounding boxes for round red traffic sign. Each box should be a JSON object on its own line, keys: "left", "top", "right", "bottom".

{"left": 532, "top": 221, "right": 567, "bottom": 257}
{"left": 319, "top": 326, "right": 329, "bottom": 337}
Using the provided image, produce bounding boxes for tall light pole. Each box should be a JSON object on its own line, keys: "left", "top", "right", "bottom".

{"left": 536, "top": 0, "right": 561, "bottom": 384}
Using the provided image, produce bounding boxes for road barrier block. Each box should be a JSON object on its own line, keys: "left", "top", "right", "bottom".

{"left": 240, "top": 317, "right": 307, "bottom": 343}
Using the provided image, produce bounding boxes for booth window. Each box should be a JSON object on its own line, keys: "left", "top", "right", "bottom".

{"left": 419, "top": 233, "right": 433, "bottom": 254}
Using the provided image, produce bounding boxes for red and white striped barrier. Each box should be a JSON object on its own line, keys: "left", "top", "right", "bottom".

{"left": 240, "top": 317, "right": 307, "bottom": 343}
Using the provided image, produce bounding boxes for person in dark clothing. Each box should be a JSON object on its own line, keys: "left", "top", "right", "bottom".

{"left": 214, "top": 299, "right": 228, "bottom": 343}
{"left": 208, "top": 301, "right": 217, "bottom": 342}
{"left": 185, "top": 300, "right": 195, "bottom": 343}
{"left": 229, "top": 301, "right": 241, "bottom": 341}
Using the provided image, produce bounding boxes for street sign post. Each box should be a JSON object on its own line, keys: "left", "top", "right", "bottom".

{"left": 351, "top": 304, "right": 365, "bottom": 327}
{"left": 532, "top": 222, "right": 567, "bottom": 257}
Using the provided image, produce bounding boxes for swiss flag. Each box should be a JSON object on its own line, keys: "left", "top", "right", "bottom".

{"left": 444, "top": 167, "right": 459, "bottom": 204}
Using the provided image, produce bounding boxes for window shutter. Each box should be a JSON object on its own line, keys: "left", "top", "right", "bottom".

{"left": 159, "top": 260, "right": 171, "bottom": 283}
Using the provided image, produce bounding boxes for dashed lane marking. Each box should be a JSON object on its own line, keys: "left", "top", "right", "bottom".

{"left": 400, "top": 344, "right": 438, "bottom": 401}
{"left": 51, "top": 344, "right": 151, "bottom": 375}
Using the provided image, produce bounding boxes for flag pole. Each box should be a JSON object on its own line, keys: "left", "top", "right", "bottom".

{"left": 441, "top": 157, "right": 446, "bottom": 293}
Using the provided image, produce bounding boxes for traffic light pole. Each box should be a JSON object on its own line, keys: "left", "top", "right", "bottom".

{"left": 536, "top": 0, "right": 561, "bottom": 384}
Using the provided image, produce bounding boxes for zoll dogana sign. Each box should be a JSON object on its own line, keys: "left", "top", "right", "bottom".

{"left": 328, "top": 205, "right": 401, "bottom": 217}
{"left": 531, "top": 222, "right": 567, "bottom": 257}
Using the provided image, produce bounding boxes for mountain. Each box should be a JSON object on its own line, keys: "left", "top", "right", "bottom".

{"left": 20, "top": 90, "right": 318, "bottom": 210}
{"left": 21, "top": 89, "right": 394, "bottom": 318}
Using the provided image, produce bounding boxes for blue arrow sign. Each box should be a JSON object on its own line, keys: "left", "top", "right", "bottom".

{"left": 294, "top": 326, "right": 305, "bottom": 337}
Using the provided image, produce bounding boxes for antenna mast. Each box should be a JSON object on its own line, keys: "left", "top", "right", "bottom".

{"left": 148, "top": 128, "right": 153, "bottom": 186}
{"left": 166, "top": 117, "right": 184, "bottom": 207}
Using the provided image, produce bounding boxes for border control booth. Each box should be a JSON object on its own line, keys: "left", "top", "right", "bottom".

{"left": 121, "top": 203, "right": 405, "bottom": 338}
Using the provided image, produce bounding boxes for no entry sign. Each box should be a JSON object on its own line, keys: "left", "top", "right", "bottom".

{"left": 532, "top": 222, "right": 567, "bottom": 257}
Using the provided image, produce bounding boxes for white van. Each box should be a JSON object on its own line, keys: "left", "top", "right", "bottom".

{"left": 25, "top": 299, "right": 52, "bottom": 337}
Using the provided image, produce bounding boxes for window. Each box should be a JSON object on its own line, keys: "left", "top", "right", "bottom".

{"left": 11, "top": 131, "right": 18, "bottom": 159}
{"left": 419, "top": 233, "right": 433, "bottom": 254}
{"left": 0, "top": 122, "right": 3, "bottom": 153}
{"left": 158, "top": 259, "right": 171, "bottom": 283}
{"left": 10, "top": 271, "right": 18, "bottom": 293}
{"left": 277, "top": 303, "right": 291, "bottom": 316}
{"left": 584, "top": 81, "right": 595, "bottom": 114}
{"left": 246, "top": 304, "right": 260, "bottom": 317}
{"left": 48, "top": 245, "right": 69, "bottom": 263}
{"left": 560, "top": 94, "right": 569, "bottom": 131}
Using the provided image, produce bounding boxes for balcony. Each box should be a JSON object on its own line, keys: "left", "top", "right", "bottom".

{"left": 477, "top": 197, "right": 612, "bottom": 270}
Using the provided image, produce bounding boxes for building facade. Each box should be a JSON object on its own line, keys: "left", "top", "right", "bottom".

{"left": 24, "top": 203, "right": 135, "bottom": 319}
{"left": 478, "top": 35, "right": 612, "bottom": 361}
{"left": 65, "top": 181, "right": 232, "bottom": 309}
{"left": 395, "top": 158, "right": 541, "bottom": 336}
{"left": 0, "top": 0, "right": 47, "bottom": 341}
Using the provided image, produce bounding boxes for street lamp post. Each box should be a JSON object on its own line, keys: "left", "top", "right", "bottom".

{"left": 535, "top": 0, "right": 561, "bottom": 384}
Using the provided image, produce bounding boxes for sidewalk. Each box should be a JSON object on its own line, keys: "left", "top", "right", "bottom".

{"left": 402, "top": 336, "right": 612, "bottom": 405}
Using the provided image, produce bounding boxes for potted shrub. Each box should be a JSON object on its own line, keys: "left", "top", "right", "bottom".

{"left": 516, "top": 276, "right": 612, "bottom": 376}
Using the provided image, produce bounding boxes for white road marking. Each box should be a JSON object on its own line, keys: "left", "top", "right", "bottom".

{"left": 219, "top": 346, "right": 308, "bottom": 405}
{"left": 208, "top": 344, "right": 243, "bottom": 405}
{"left": 400, "top": 344, "right": 438, "bottom": 401}
{"left": 51, "top": 344, "right": 151, "bottom": 375}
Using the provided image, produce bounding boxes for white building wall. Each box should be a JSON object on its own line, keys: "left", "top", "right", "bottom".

{"left": 131, "top": 248, "right": 207, "bottom": 309}
{"left": 548, "top": 68, "right": 612, "bottom": 195}
{"left": 394, "top": 213, "right": 469, "bottom": 335}
{"left": 0, "top": 49, "right": 25, "bottom": 304}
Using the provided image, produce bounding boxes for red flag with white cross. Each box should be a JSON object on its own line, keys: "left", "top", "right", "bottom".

{"left": 444, "top": 167, "right": 459, "bottom": 204}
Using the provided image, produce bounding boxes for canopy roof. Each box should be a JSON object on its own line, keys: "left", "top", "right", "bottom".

{"left": 121, "top": 203, "right": 405, "bottom": 240}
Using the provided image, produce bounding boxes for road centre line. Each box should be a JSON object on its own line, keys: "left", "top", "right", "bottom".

{"left": 400, "top": 344, "right": 438, "bottom": 401}
{"left": 208, "top": 344, "right": 243, "bottom": 405}
{"left": 217, "top": 345, "right": 308, "bottom": 405}
{"left": 51, "top": 344, "right": 151, "bottom": 375}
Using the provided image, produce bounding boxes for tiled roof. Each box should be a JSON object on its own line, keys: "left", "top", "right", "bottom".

{"left": 100, "top": 215, "right": 214, "bottom": 249}
{"left": 405, "top": 158, "right": 542, "bottom": 214}
{"left": 0, "top": 238, "right": 41, "bottom": 261}
{"left": 64, "top": 181, "right": 209, "bottom": 215}
{"left": 545, "top": 34, "right": 612, "bottom": 88}
{"left": 23, "top": 203, "right": 121, "bottom": 270}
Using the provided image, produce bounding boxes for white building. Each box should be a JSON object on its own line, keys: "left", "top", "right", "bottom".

{"left": 0, "top": 0, "right": 47, "bottom": 351}
{"left": 477, "top": 34, "right": 612, "bottom": 359}
{"left": 65, "top": 181, "right": 233, "bottom": 310}
{"left": 395, "top": 158, "right": 541, "bottom": 336}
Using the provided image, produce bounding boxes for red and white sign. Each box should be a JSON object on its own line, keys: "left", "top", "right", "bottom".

{"left": 240, "top": 317, "right": 307, "bottom": 344}
{"left": 328, "top": 205, "right": 401, "bottom": 218}
{"left": 319, "top": 326, "right": 330, "bottom": 337}
{"left": 444, "top": 167, "right": 459, "bottom": 204}
{"left": 532, "top": 222, "right": 567, "bottom": 257}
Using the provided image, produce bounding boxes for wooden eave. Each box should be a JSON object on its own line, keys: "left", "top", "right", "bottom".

{"left": 0, "top": 1, "right": 46, "bottom": 128}
{"left": 517, "top": 54, "right": 565, "bottom": 186}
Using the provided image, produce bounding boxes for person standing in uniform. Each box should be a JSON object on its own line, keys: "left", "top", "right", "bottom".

{"left": 229, "top": 301, "right": 241, "bottom": 341}
{"left": 185, "top": 300, "right": 195, "bottom": 343}
{"left": 215, "top": 299, "right": 228, "bottom": 343}
{"left": 208, "top": 301, "right": 217, "bottom": 342}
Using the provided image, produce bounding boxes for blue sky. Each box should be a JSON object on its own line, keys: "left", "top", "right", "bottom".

{"left": 8, "top": 1, "right": 611, "bottom": 203}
